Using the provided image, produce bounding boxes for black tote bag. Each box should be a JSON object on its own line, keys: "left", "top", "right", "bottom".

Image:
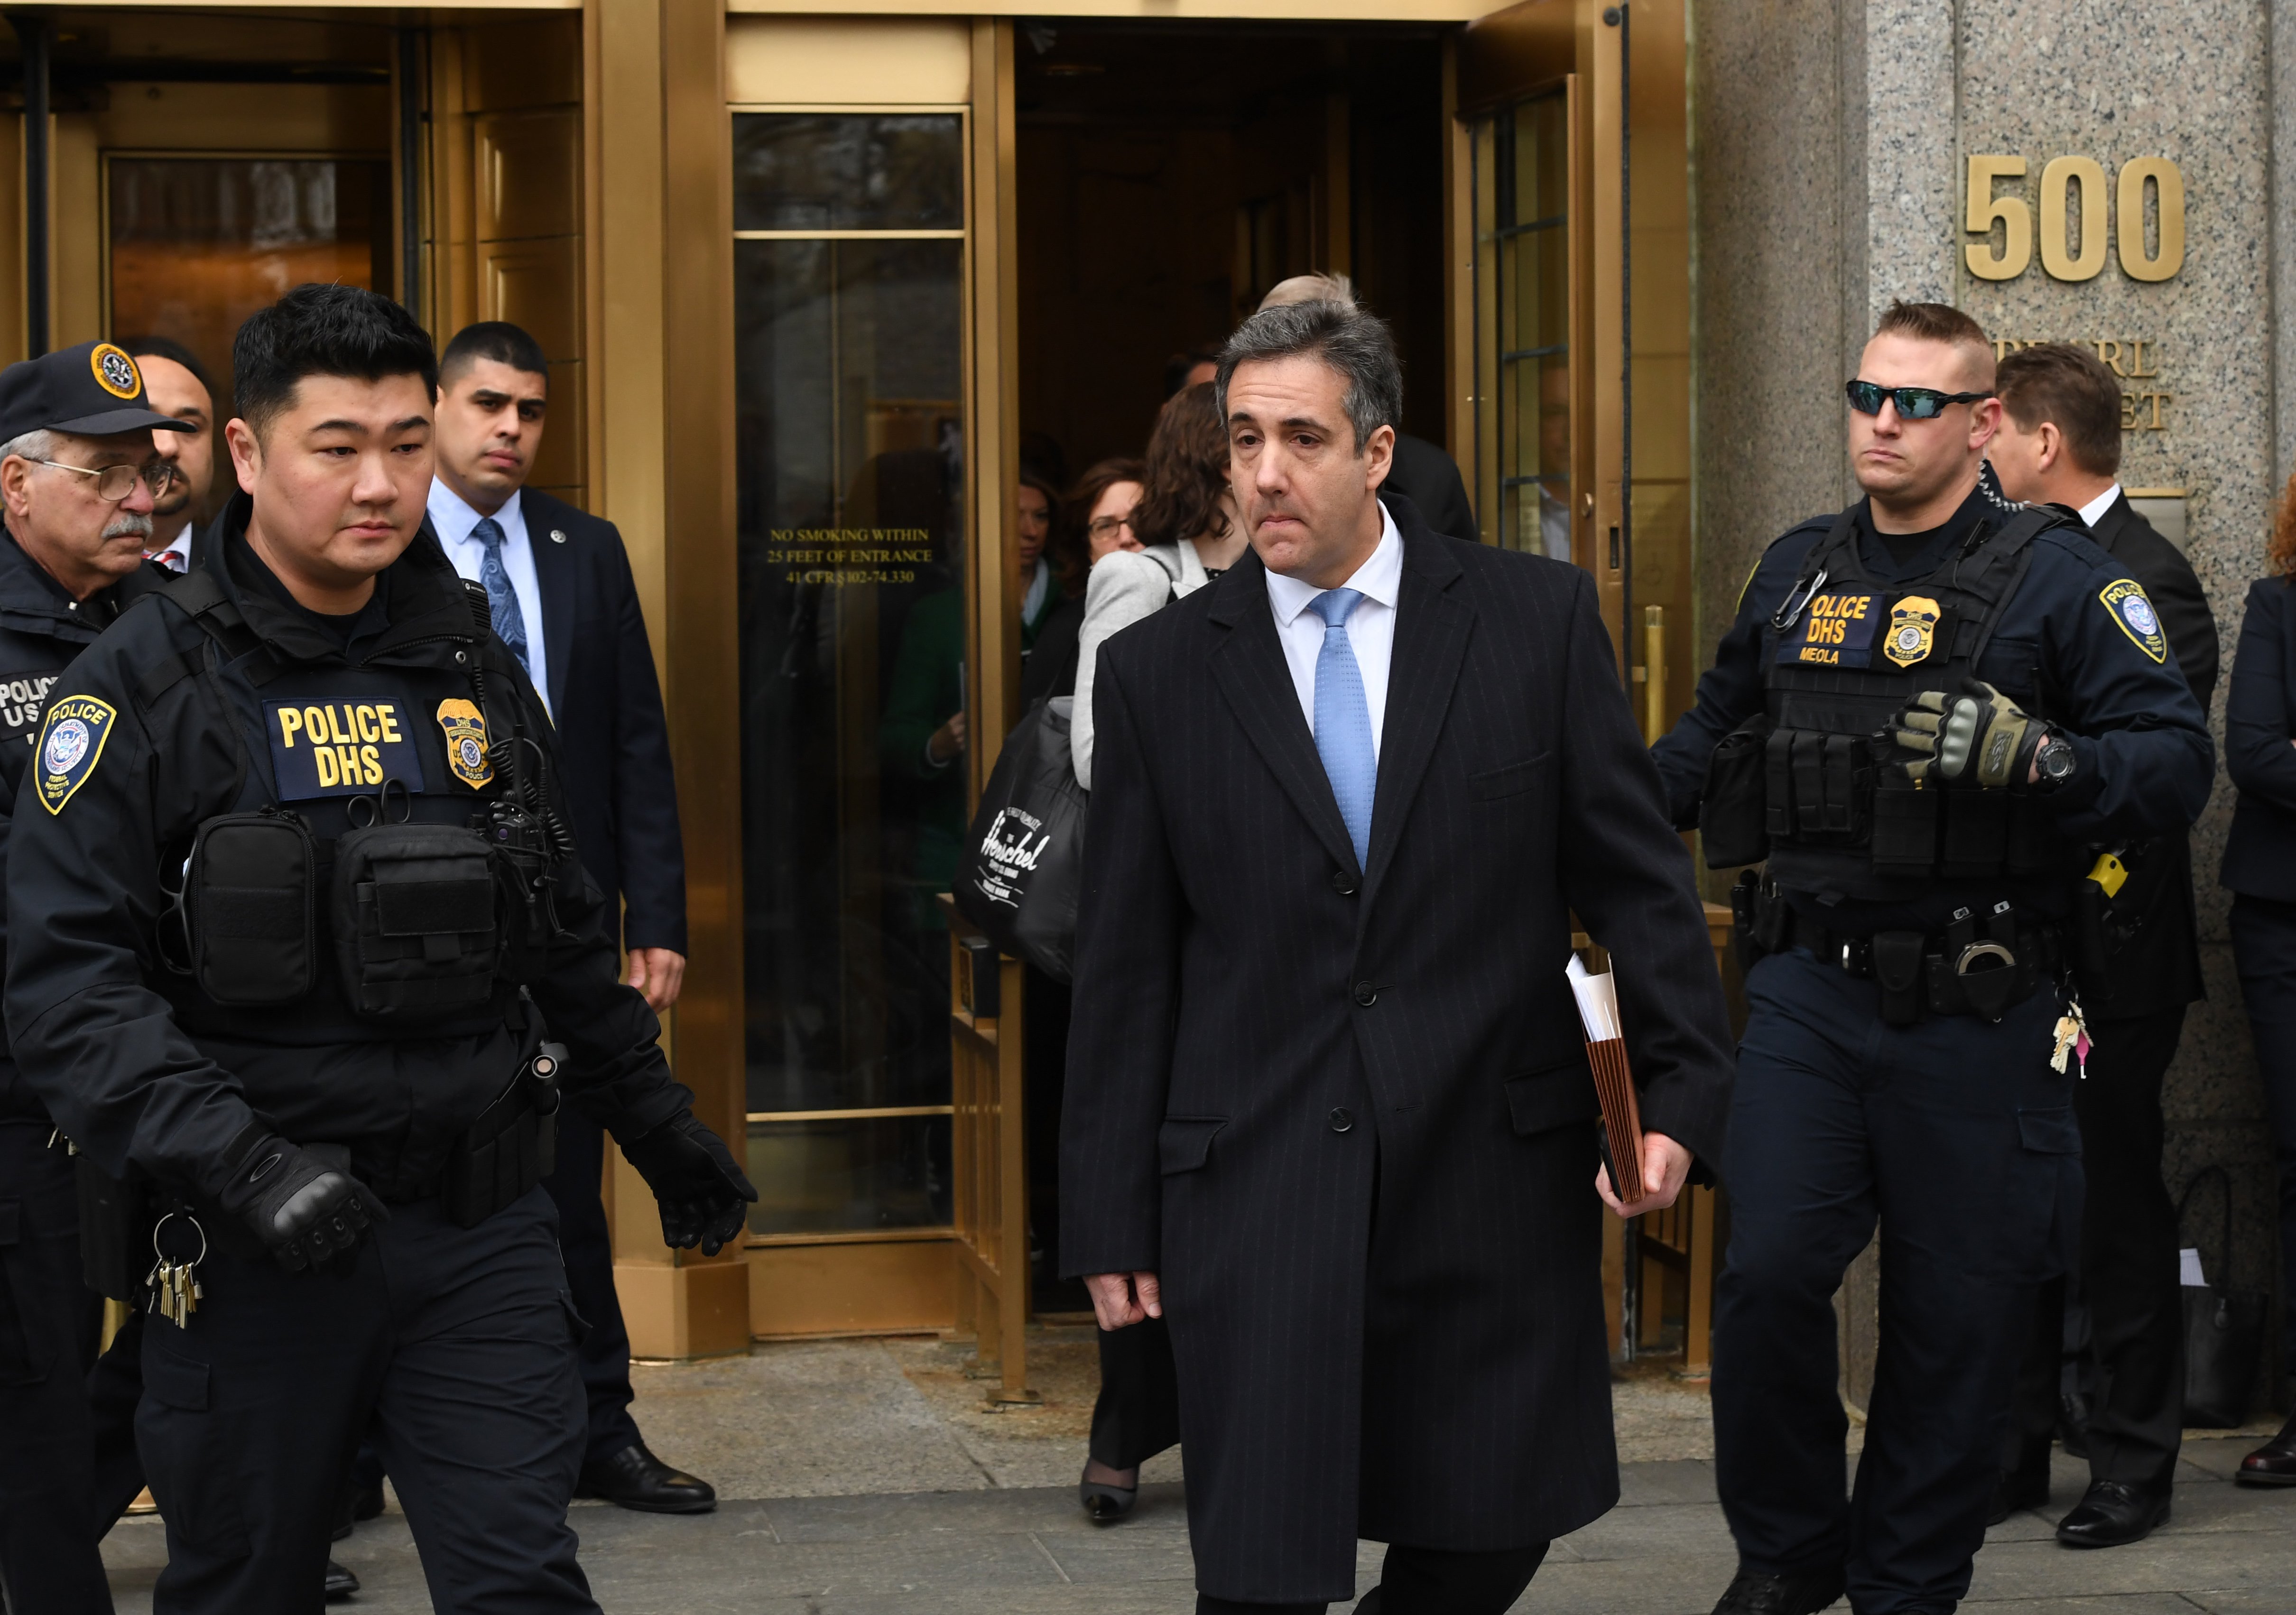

{"left": 954, "top": 696, "right": 1088, "bottom": 983}
{"left": 2177, "top": 1165, "right": 2270, "bottom": 1428}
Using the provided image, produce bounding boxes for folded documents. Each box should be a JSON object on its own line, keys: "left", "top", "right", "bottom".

{"left": 1567, "top": 954, "right": 1646, "bottom": 1203}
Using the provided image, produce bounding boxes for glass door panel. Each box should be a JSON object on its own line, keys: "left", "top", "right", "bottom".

{"left": 1471, "top": 88, "right": 1572, "bottom": 560}
{"left": 107, "top": 156, "right": 391, "bottom": 425}
{"left": 733, "top": 111, "right": 967, "bottom": 1235}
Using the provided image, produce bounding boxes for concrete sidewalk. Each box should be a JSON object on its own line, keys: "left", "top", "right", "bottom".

{"left": 100, "top": 1332, "right": 2293, "bottom": 1613}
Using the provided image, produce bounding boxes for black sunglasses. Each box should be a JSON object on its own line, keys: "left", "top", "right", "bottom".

{"left": 1845, "top": 380, "right": 1994, "bottom": 420}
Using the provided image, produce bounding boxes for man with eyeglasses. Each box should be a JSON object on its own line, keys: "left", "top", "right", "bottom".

{"left": 0, "top": 339, "right": 192, "bottom": 1612}
{"left": 1651, "top": 301, "right": 2213, "bottom": 1615}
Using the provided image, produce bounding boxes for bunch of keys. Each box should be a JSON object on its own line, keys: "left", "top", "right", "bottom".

{"left": 146, "top": 1212, "right": 207, "bottom": 1330}
{"left": 2050, "top": 995, "right": 2093, "bottom": 1078}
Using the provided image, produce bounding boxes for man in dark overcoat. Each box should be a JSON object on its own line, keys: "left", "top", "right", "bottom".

{"left": 1061, "top": 299, "right": 1736, "bottom": 1614}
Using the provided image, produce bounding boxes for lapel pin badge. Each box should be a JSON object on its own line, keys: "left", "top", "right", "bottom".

{"left": 550, "top": 529, "right": 568, "bottom": 544}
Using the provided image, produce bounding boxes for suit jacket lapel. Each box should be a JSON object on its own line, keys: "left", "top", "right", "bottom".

{"left": 521, "top": 490, "right": 577, "bottom": 714}
{"left": 1208, "top": 554, "right": 1361, "bottom": 876}
{"left": 1362, "top": 521, "right": 1471, "bottom": 904}
{"left": 2088, "top": 491, "right": 2133, "bottom": 556}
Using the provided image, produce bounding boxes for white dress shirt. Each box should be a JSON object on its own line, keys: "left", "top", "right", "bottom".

{"left": 1263, "top": 503, "right": 1403, "bottom": 761}
{"left": 147, "top": 518, "right": 194, "bottom": 572}
{"left": 2077, "top": 482, "right": 2122, "bottom": 529}
{"left": 427, "top": 480, "right": 551, "bottom": 714}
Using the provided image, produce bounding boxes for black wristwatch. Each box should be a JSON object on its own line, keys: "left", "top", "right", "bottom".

{"left": 2032, "top": 731, "right": 2077, "bottom": 790}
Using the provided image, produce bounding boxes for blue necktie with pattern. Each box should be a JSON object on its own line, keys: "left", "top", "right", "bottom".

{"left": 1307, "top": 587, "right": 1376, "bottom": 868}
{"left": 471, "top": 517, "right": 532, "bottom": 679}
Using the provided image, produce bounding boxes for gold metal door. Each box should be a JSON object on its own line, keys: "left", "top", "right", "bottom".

{"left": 1454, "top": 0, "right": 1714, "bottom": 1371}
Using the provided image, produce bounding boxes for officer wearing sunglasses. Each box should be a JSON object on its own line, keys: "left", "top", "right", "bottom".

{"left": 1648, "top": 302, "right": 2213, "bottom": 1615}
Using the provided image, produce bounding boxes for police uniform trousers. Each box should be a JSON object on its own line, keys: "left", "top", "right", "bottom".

{"left": 2229, "top": 895, "right": 2296, "bottom": 1381}
{"left": 1713, "top": 947, "right": 2079, "bottom": 1615}
{"left": 2004, "top": 1007, "right": 2187, "bottom": 1494}
{"left": 540, "top": 1108, "right": 642, "bottom": 1465}
{"left": 137, "top": 1185, "right": 595, "bottom": 1615}
{"left": 0, "top": 1120, "right": 112, "bottom": 1613}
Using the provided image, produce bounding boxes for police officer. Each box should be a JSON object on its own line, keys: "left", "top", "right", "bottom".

{"left": 0, "top": 340, "right": 191, "bottom": 1613}
{"left": 4, "top": 284, "right": 757, "bottom": 1612}
{"left": 1651, "top": 301, "right": 2213, "bottom": 1615}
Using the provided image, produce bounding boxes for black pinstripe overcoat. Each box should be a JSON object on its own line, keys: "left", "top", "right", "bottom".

{"left": 1059, "top": 497, "right": 1735, "bottom": 1603}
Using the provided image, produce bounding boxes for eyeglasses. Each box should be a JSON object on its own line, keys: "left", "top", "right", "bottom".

{"left": 25, "top": 458, "right": 177, "bottom": 501}
{"left": 1087, "top": 515, "right": 1138, "bottom": 541}
{"left": 1845, "top": 381, "right": 1995, "bottom": 421}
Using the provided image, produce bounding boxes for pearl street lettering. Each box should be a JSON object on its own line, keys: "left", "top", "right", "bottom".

{"left": 267, "top": 699, "right": 425, "bottom": 798}
{"left": 1990, "top": 337, "right": 2173, "bottom": 432}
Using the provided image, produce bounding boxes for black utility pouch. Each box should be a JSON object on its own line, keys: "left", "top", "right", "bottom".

{"left": 1701, "top": 715, "right": 1772, "bottom": 868}
{"left": 1764, "top": 727, "right": 1798, "bottom": 839}
{"left": 1939, "top": 790, "right": 2011, "bottom": 879}
{"left": 74, "top": 1157, "right": 150, "bottom": 1301}
{"left": 1869, "top": 777, "right": 1938, "bottom": 875}
{"left": 444, "top": 1041, "right": 567, "bottom": 1228}
{"left": 1871, "top": 929, "right": 1925, "bottom": 1027}
{"left": 184, "top": 809, "right": 317, "bottom": 1004}
{"left": 332, "top": 822, "right": 500, "bottom": 1020}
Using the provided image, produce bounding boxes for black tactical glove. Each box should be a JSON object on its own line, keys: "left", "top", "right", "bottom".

{"left": 1891, "top": 678, "right": 2044, "bottom": 790}
{"left": 214, "top": 1129, "right": 390, "bottom": 1272}
{"left": 620, "top": 1112, "right": 759, "bottom": 1257}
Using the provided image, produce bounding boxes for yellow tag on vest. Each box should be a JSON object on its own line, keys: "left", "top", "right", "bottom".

{"left": 436, "top": 699, "right": 493, "bottom": 789}
{"left": 2087, "top": 851, "right": 2129, "bottom": 899}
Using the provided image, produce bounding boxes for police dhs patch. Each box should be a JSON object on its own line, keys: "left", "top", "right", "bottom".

{"left": 436, "top": 698, "right": 493, "bottom": 788}
{"left": 2100, "top": 578, "right": 2167, "bottom": 663}
{"left": 35, "top": 696, "right": 116, "bottom": 815}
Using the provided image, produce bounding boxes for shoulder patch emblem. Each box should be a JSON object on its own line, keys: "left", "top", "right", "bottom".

{"left": 35, "top": 696, "right": 117, "bottom": 815}
{"left": 90, "top": 343, "right": 141, "bottom": 400}
{"left": 2099, "top": 577, "right": 2167, "bottom": 663}
{"left": 436, "top": 698, "right": 493, "bottom": 788}
{"left": 1884, "top": 595, "right": 1942, "bottom": 668}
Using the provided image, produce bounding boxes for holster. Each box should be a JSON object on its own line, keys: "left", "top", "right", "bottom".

{"left": 442, "top": 1039, "right": 568, "bottom": 1228}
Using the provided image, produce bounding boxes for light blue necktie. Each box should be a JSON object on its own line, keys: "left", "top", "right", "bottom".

{"left": 471, "top": 517, "right": 532, "bottom": 678}
{"left": 1307, "top": 587, "right": 1376, "bottom": 868}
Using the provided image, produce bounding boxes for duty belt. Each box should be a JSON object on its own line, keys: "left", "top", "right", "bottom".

{"left": 1734, "top": 873, "right": 2058, "bottom": 1026}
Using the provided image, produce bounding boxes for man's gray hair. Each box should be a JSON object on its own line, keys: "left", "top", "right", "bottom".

{"left": 1216, "top": 300, "right": 1402, "bottom": 454}
{"left": 0, "top": 428, "right": 57, "bottom": 468}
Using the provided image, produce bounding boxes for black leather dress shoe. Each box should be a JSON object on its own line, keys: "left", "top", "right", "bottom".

{"left": 1709, "top": 1565, "right": 1846, "bottom": 1614}
{"left": 2237, "top": 1411, "right": 2296, "bottom": 1486}
{"left": 2054, "top": 1479, "right": 2170, "bottom": 1548}
{"left": 1988, "top": 1465, "right": 2050, "bottom": 1526}
{"left": 324, "top": 1558, "right": 359, "bottom": 1601}
{"left": 575, "top": 1443, "right": 716, "bottom": 1514}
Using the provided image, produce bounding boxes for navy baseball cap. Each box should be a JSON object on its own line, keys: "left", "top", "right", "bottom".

{"left": 0, "top": 341, "right": 194, "bottom": 443}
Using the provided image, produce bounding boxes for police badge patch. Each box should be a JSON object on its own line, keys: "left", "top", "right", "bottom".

{"left": 2099, "top": 578, "right": 2168, "bottom": 663}
{"left": 436, "top": 698, "right": 493, "bottom": 788}
{"left": 35, "top": 696, "right": 116, "bottom": 815}
{"left": 1884, "top": 595, "right": 1942, "bottom": 668}
{"left": 90, "top": 343, "right": 141, "bottom": 400}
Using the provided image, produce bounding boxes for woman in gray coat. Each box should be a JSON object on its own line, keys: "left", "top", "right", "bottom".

{"left": 1074, "top": 381, "right": 1245, "bottom": 1520}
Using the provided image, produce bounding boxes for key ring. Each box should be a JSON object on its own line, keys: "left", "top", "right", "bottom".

{"left": 151, "top": 1210, "right": 208, "bottom": 1266}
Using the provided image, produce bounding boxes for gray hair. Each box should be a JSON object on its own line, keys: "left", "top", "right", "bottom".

{"left": 1257, "top": 271, "right": 1356, "bottom": 313}
{"left": 0, "top": 428, "right": 58, "bottom": 469}
{"left": 1216, "top": 300, "right": 1402, "bottom": 454}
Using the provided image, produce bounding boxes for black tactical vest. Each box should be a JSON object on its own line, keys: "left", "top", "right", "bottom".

{"left": 1702, "top": 500, "right": 2082, "bottom": 904}
{"left": 142, "top": 568, "right": 567, "bottom": 1044}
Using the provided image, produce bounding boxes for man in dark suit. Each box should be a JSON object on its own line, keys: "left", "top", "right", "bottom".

{"left": 122, "top": 335, "right": 219, "bottom": 572}
{"left": 428, "top": 321, "right": 707, "bottom": 1512}
{"left": 1986, "top": 342, "right": 2218, "bottom": 1547}
{"left": 1062, "top": 298, "right": 1734, "bottom": 1613}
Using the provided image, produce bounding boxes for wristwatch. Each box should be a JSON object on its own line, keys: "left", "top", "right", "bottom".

{"left": 2032, "top": 731, "right": 2077, "bottom": 790}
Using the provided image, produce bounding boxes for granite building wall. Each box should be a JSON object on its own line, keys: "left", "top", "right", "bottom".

{"left": 1692, "top": 0, "right": 2290, "bottom": 1412}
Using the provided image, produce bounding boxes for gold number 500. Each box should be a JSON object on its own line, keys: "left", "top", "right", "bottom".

{"left": 1965, "top": 155, "right": 2184, "bottom": 283}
